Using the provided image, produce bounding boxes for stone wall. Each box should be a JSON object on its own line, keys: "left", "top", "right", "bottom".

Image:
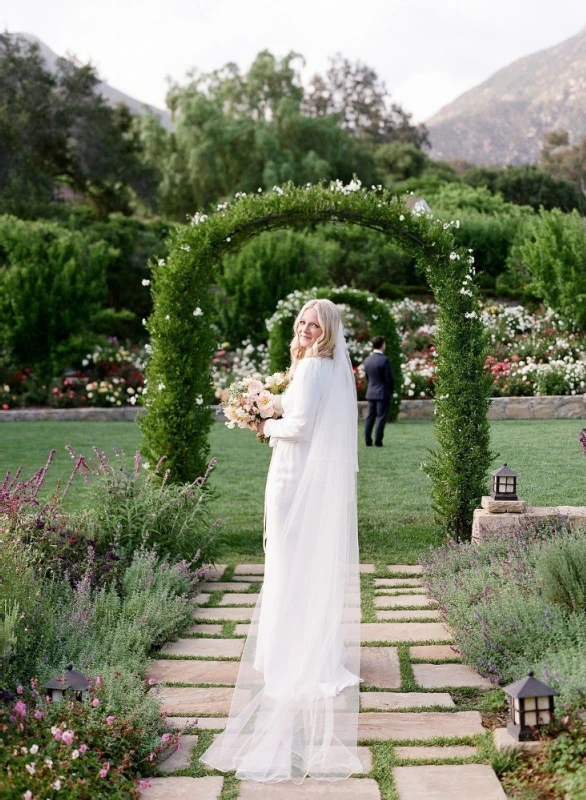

{"left": 472, "top": 505, "right": 586, "bottom": 543}
{"left": 2, "top": 395, "right": 586, "bottom": 422}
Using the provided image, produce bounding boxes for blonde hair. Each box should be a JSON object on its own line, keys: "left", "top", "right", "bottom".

{"left": 289, "top": 298, "right": 341, "bottom": 373}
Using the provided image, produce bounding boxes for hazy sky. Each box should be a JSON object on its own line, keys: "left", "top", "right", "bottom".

{"left": 2, "top": 0, "right": 585, "bottom": 122}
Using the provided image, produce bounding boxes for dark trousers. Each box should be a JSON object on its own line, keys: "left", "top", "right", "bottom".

{"left": 365, "top": 398, "right": 391, "bottom": 446}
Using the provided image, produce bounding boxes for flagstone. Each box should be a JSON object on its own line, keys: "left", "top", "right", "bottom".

{"left": 374, "top": 588, "right": 427, "bottom": 595}
{"left": 198, "top": 582, "right": 252, "bottom": 592}
{"left": 374, "top": 595, "right": 436, "bottom": 609}
{"left": 218, "top": 593, "right": 260, "bottom": 606}
{"left": 394, "top": 745, "right": 478, "bottom": 761}
{"left": 193, "top": 594, "right": 211, "bottom": 606}
{"left": 139, "top": 776, "right": 224, "bottom": 799}
{"left": 393, "top": 764, "right": 506, "bottom": 799}
{"left": 147, "top": 660, "right": 239, "bottom": 685}
{"left": 159, "top": 734, "right": 199, "bottom": 772}
{"left": 234, "top": 624, "right": 251, "bottom": 636}
{"left": 360, "top": 647, "right": 400, "bottom": 688}
{"left": 387, "top": 565, "right": 423, "bottom": 575}
{"left": 375, "top": 578, "right": 423, "bottom": 588}
{"left": 154, "top": 687, "right": 233, "bottom": 714}
{"left": 409, "top": 645, "right": 462, "bottom": 661}
{"left": 361, "top": 623, "right": 451, "bottom": 643}
{"left": 193, "top": 607, "right": 253, "bottom": 621}
{"left": 359, "top": 564, "right": 376, "bottom": 573}
{"left": 187, "top": 624, "right": 224, "bottom": 636}
{"left": 375, "top": 610, "right": 441, "bottom": 621}
{"left": 360, "top": 692, "right": 454, "bottom": 710}
{"left": 237, "top": 778, "right": 381, "bottom": 798}
{"left": 413, "top": 664, "right": 493, "bottom": 690}
{"left": 234, "top": 564, "right": 264, "bottom": 574}
{"left": 160, "top": 638, "right": 243, "bottom": 658}
{"left": 166, "top": 717, "right": 227, "bottom": 730}
{"left": 358, "top": 711, "right": 484, "bottom": 741}
{"left": 202, "top": 565, "right": 228, "bottom": 581}
{"left": 232, "top": 575, "right": 264, "bottom": 582}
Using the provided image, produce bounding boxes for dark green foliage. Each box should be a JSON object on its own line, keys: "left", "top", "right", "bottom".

{"left": 0, "top": 33, "right": 157, "bottom": 219}
{"left": 142, "top": 182, "right": 492, "bottom": 540}
{"left": 266, "top": 286, "right": 403, "bottom": 422}
{"left": 0, "top": 215, "right": 128, "bottom": 377}
{"left": 463, "top": 164, "right": 586, "bottom": 214}
{"left": 216, "top": 229, "right": 335, "bottom": 345}
{"left": 519, "top": 208, "right": 586, "bottom": 331}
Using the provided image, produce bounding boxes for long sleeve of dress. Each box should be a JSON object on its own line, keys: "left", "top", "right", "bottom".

{"left": 263, "top": 358, "right": 323, "bottom": 443}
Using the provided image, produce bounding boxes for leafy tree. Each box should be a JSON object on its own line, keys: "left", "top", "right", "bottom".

{"left": 303, "top": 54, "right": 429, "bottom": 148}
{"left": 375, "top": 142, "right": 427, "bottom": 184}
{"left": 518, "top": 209, "right": 586, "bottom": 331}
{"left": 541, "top": 130, "right": 586, "bottom": 196}
{"left": 462, "top": 164, "right": 585, "bottom": 214}
{"left": 0, "top": 33, "right": 157, "bottom": 218}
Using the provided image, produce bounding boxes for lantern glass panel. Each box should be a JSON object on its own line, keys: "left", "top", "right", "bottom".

{"left": 513, "top": 698, "right": 520, "bottom": 710}
{"left": 524, "top": 697, "right": 536, "bottom": 710}
{"left": 506, "top": 478, "right": 515, "bottom": 490}
{"left": 525, "top": 711, "right": 537, "bottom": 725}
{"left": 538, "top": 710, "right": 551, "bottom": 724}
{"left": 537, "top": 696, "right": 550, "bottom": 710}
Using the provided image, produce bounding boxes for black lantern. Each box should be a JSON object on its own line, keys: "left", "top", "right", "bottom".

{"left": 41, "top": 663, "right": 92, "bottom": 703}
{"left": 491, "top": 463, "right": 518, "bottom": 501}
{"left": 502, "top": 671, "right": 558, "bottom": 741}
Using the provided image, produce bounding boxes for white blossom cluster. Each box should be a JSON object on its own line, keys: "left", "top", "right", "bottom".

{"left": 211, "top": 340, "right": 271, "bottom": 399}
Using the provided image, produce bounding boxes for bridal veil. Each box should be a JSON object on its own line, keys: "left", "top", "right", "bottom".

{"left": 199, "top": 321, "right": 361, "bottom": 783}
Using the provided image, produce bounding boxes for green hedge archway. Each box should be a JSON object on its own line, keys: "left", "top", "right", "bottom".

{"left": 266, "top": 286, "right": 403, "bottom": 421}
{"left": 140, "top": 181, "right": 493, "bottom": 541}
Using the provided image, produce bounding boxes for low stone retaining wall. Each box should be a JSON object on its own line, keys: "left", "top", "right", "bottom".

{"left": 472, "top": 505, "right": 586, "bottom": 542}
{"left": 2, "top": 395, "right": 586, "bottom": 422}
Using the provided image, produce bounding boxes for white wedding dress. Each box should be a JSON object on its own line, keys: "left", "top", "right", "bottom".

{"left": 199, "top": 324, "right": 361, "bottom": 783}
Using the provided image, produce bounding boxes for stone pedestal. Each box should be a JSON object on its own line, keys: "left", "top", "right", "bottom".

{"left": 493, "top": 727, "right": 543, "bottom": 753}
{"left": 472, "top": 504, "right": 586, "bottom": 543}
{"left": 481, "top": 496, "right": 527, "bottom": 514}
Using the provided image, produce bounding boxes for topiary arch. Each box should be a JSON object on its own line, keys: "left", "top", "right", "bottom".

{"left": 140, "top": 180, "right": 493, "bottom": 541}
{"left": 266, "top": 286, "right": 403, "bottom": 421}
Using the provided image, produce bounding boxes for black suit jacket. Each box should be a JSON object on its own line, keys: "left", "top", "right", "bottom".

{"left": 364, "top": 351, "right": 394, "bottom": 401}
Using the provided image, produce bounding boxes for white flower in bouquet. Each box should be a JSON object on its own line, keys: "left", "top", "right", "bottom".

{"left": 222, "top": 371, "right": 291, "bottom": 441}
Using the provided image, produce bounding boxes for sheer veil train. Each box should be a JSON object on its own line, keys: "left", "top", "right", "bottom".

{"left": 199, "top": 321, "right": 361, "bottom": 783}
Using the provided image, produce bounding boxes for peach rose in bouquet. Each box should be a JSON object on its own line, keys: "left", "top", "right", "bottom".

{"left": 222, "top": 372, "right": 290, "bottom": 442}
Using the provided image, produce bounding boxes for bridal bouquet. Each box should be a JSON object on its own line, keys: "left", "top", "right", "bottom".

{"left": 222, "top": 372, "right": 290, "bottom": 441}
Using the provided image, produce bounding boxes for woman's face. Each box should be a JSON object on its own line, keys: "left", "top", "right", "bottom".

{"left": 297, "top": 306, "right": 322, "bottom": 349}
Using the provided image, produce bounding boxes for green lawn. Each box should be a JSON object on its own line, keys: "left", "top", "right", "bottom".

{"left": 2, "top": 418, "right": 584, "bottom": 564}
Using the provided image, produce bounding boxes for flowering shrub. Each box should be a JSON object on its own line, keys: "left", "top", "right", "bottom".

{"left": 1, "top": 681, "right": 172, "bottom": 799}
{"left": 419, "top": 524, "right": 586, "bottom": 710}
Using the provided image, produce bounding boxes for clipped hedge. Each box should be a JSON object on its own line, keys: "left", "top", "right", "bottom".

{"left": 266, "top": 286, "right": 403, "bottom": 421}
{"left": 141, "top": 180, "right": 493, "bottom": 540}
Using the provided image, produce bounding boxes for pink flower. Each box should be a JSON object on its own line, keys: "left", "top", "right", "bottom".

{"left": 99, "top": 762, "right": 110, "bottom": 778}
{"left": 34, "top": 710, "right": 43, "bottom": 719}
{"left": 61, "top": 729, "right": 74, "bottom": 745}
{"left": 138, "top": 780, "right": 152, "bottom": 789}
{"left": 161, "top": 733, "right": 170, "bottom": 742}
{"left": 106, "top": 716, "right": 115, "bottom": 725}
{"left": 148, "top": 678, "right": 156, "bottom": 685}
{"left": 147, "top": 752, "right": 155, "bottom": 762}
{"left": 51, "top": 726, "right": 62, "bottom": 741}
{"left": 16, "top": 685, "right": 23, "bottom": 694}
{"left": 244, "top": 378, "right": 264, "bottom": 396}
{"left": 256, "top": 391, "right": 275, "bottom": 418}
{"left": 79, "top": 744, "right": 88, "bottom": 754}
{"left": 91, "top": 698, "right": 100, "bottom": 707}
{"left": 13, "top": 700, "right": 27, "bottom": 718}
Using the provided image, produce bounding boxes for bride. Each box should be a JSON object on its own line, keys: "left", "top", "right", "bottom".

{"left": 199, "top": 298, "right": 362, "bottom": 784}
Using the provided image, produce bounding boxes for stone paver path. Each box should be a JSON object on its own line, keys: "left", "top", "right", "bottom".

{"left": 148, "top": 564, "right": 505, "bottom": 799}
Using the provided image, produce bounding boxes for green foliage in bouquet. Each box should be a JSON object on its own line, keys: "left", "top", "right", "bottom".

{"left": 266, "top": 286, "right": 403, "bottom": 422}
{"left": 141, "top": 180, "right": 492, "bottom": 540}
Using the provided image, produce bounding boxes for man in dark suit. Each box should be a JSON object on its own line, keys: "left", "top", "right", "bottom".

{"left": 363, "top": 335, "right": 394, "bottom": 447}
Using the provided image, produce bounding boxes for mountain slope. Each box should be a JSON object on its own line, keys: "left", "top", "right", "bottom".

{"left": 427, "top": 26, "right": 586, "bottom": 165}
{"left": 13, "top": 33, "right": 173, "bottom": 130}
